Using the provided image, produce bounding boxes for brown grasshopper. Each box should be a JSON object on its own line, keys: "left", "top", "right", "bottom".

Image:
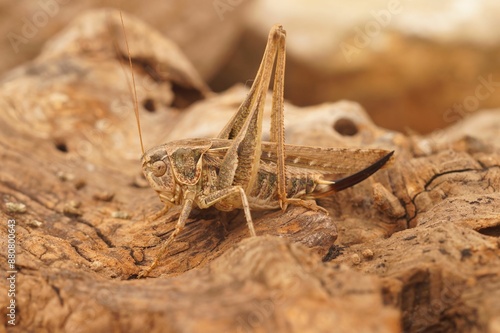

{"left": 123, "top": 22, "right": 394, "bottom": 277}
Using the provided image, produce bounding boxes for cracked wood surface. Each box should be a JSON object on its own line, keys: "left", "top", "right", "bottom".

{"left": 1, "top": 9, "right": 500, "bottom": 333}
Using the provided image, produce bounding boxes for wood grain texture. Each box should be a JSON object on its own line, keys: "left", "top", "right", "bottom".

{"left": 1, "top": 9, "right": 499, "bottom": 333}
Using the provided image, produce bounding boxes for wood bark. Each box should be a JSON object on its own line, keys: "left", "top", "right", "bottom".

{"left": 1, "top": 9, "right": 499, "bottom": 333}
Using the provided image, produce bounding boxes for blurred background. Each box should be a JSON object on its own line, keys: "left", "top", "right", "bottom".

{"left": 1, "top": 0, "right": 499, "bottom": 133}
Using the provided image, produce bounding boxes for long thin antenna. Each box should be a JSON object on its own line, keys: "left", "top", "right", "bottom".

{"left": 119, "top": 11, "right": 145, "bottom": 155}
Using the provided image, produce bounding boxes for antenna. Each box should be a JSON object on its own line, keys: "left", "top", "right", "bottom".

{"left": 119, "top": 11, "right": 145, "bottom": 155}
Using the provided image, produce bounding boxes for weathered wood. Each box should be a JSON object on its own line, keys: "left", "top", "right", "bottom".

{"left": 1, "top": 9, "right": 499, "bottom": 333}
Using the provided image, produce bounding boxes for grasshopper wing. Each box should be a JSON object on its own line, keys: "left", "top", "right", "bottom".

{"left": 261, "top": 143, "right": 394, "bottom": 196}
{"left": 261, "top": 142, "right": 394, "bottom": 174}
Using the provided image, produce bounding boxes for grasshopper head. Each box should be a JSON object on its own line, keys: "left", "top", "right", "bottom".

{"left": 141, "top": 145, "right": 178, "bottom": 205}
{"left": 141, "top": 139, "right": 211, "bottom": 205}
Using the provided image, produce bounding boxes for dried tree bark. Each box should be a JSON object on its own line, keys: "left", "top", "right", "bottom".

{"left": 1, "top": 9, "right": 499, "bottom": 333}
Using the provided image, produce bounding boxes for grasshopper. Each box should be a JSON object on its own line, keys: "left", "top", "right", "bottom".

{"left": 123, "top": 21, "right": 394, "bottom": 277}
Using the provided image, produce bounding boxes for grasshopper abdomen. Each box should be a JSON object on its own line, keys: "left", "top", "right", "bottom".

{"left": 246, "top": 150, "right": 394, "bottom": 210}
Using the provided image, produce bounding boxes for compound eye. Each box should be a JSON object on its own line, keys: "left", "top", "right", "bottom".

{"left": 151, "top": 160, "right": 167, "bottom": 177}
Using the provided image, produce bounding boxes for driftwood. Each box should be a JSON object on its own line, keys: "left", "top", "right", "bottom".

{"left": 1, "top": 9, "right": 499, "bottom": 333}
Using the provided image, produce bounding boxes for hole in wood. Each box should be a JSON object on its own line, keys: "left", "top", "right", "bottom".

{"left": 333, "top": 117, "right": 358, "bottom": 136}
{"left": 477, "top": 225, "right": 500, "bottom": 237}
{"left": 54, "top": 141, "right": 68, "bottom": 153}
{"left": 142, "top": 98, "right": 156, "bottom": 112}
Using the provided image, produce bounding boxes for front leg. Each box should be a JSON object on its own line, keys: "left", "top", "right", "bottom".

{"left": 138, "top": 192, "right": 195, "bottom": 278}
{"left": 197, "top": 186, "right": 256, "bottom": 237}
{"left": 148, "top": 203, "right": 170, "bottom": 221}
